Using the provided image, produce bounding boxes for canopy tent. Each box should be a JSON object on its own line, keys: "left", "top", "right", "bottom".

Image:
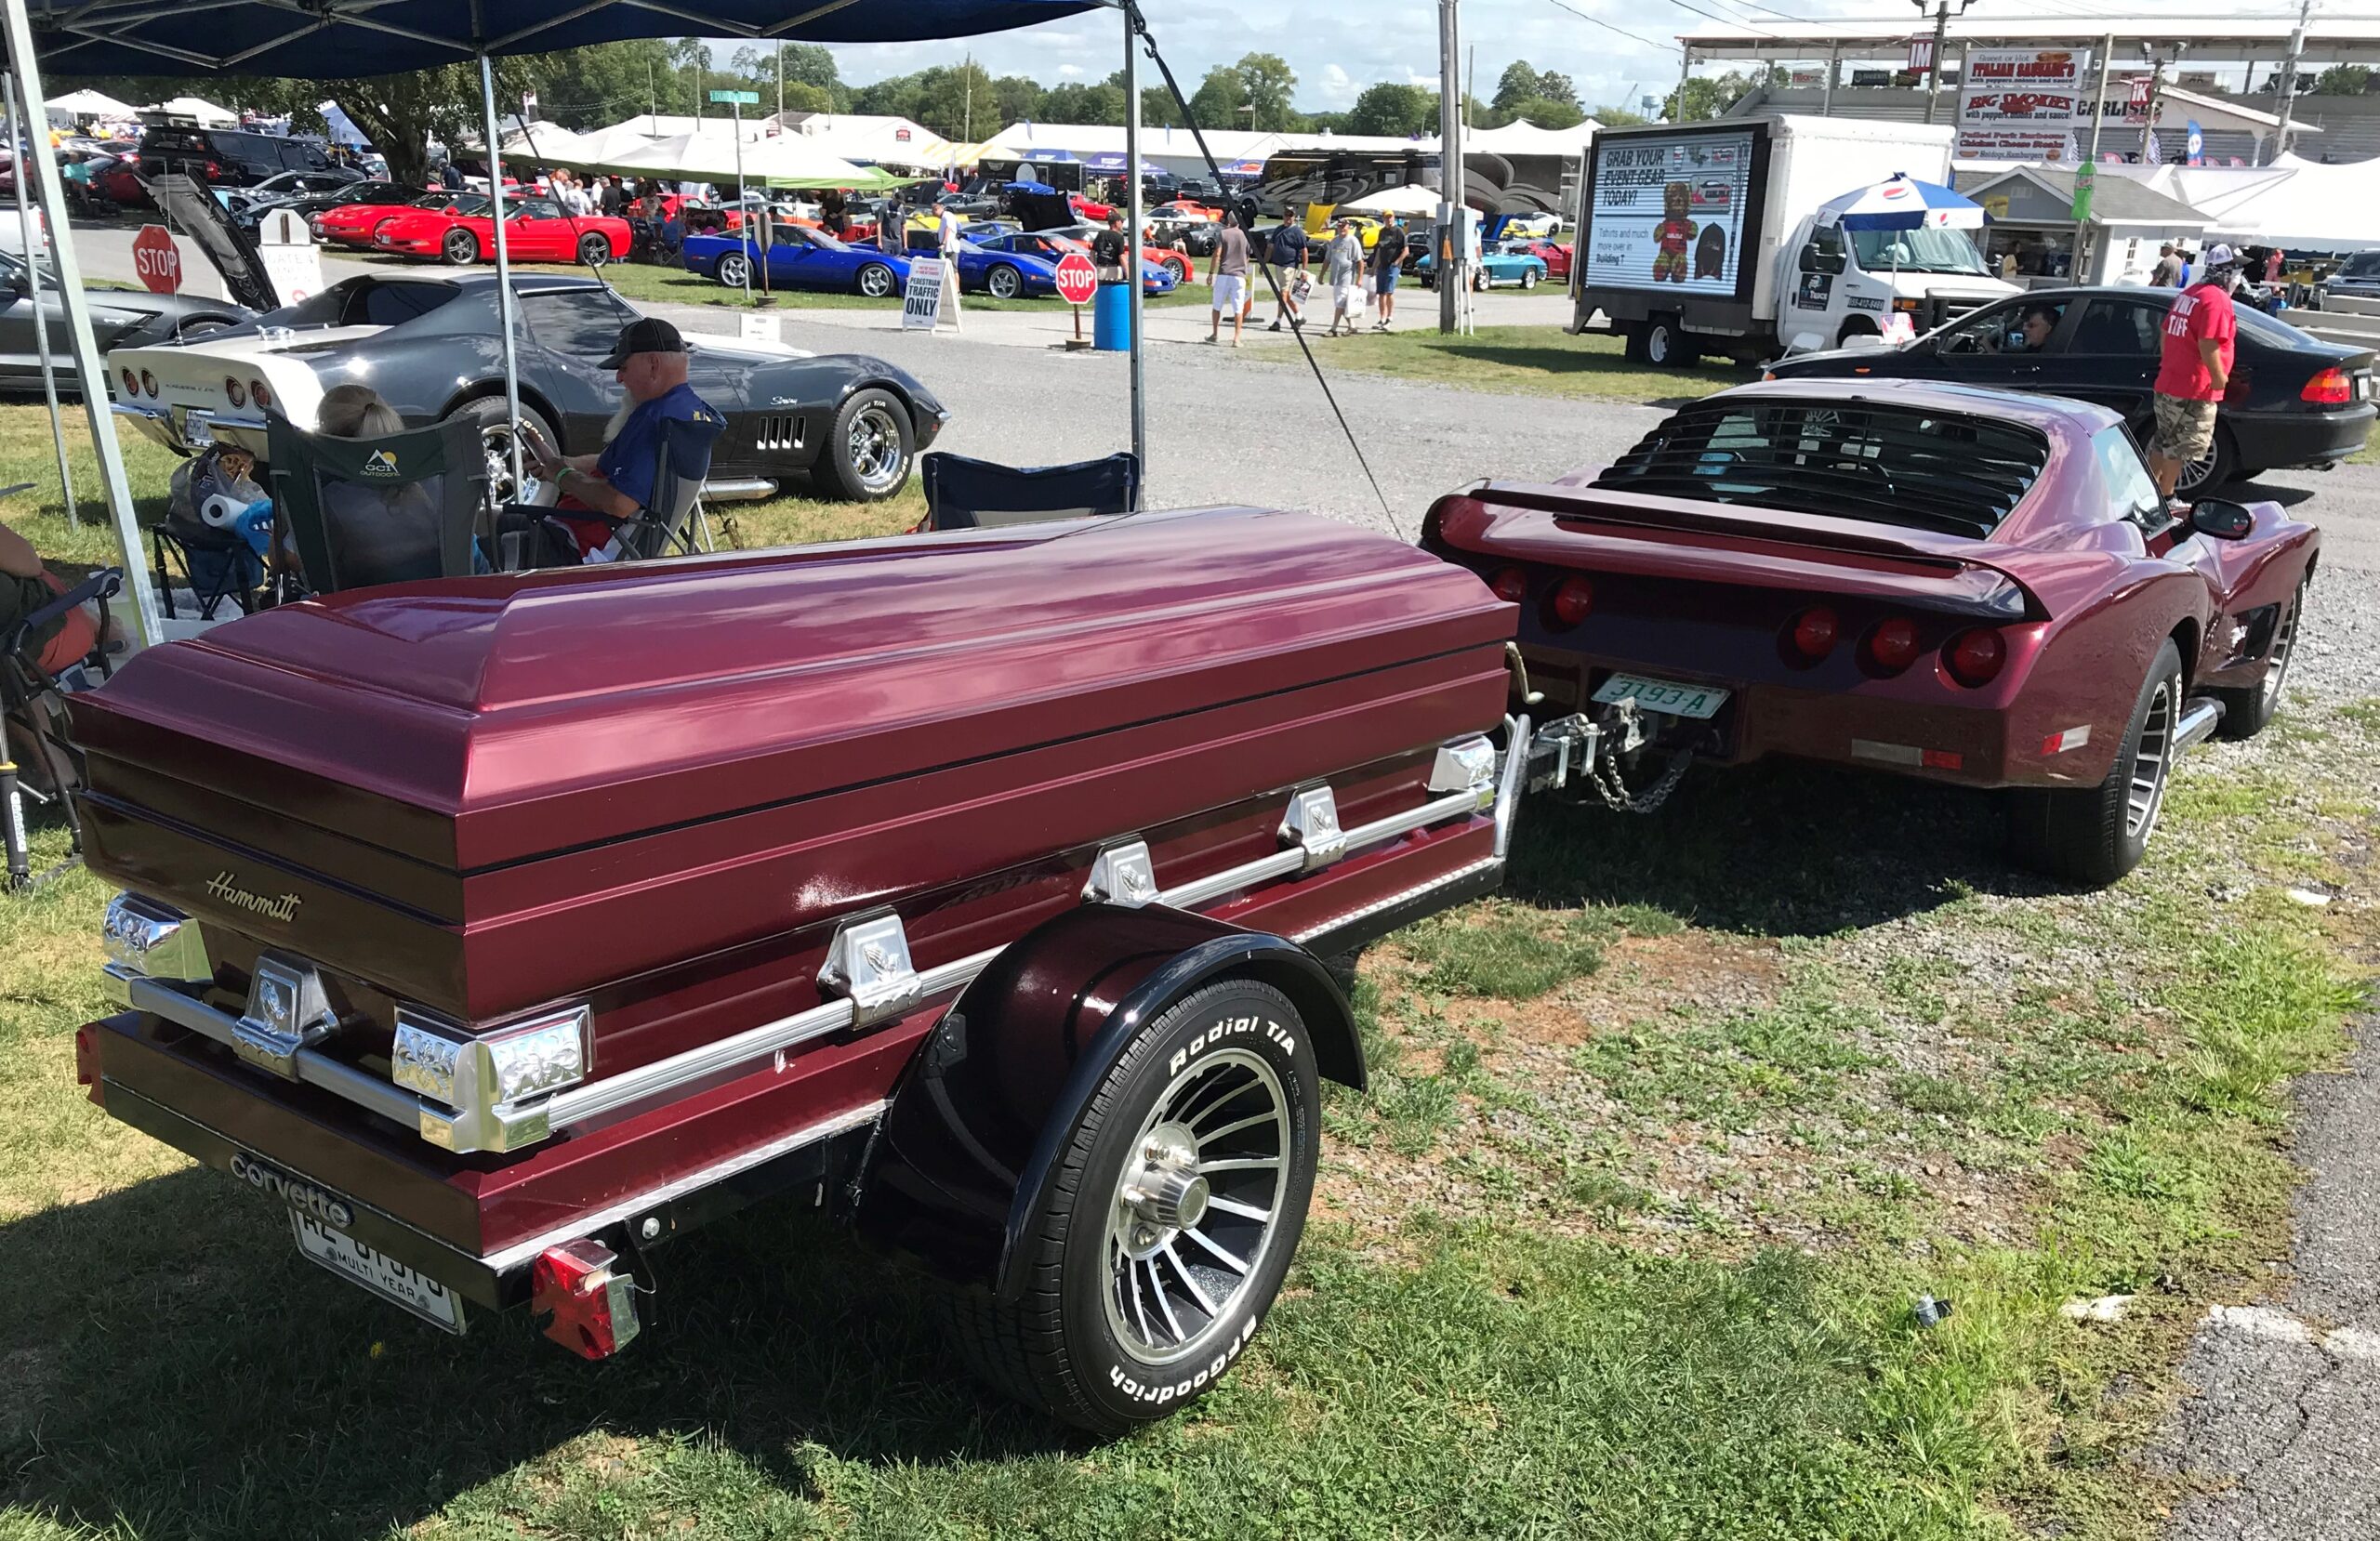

{"left": 1342, "top": 183, "right": 1443, "bottom": 216}
{"left": 579, "top": 131, "right": 874, "bottom": 188}
{"left": 45, "top": 86, "right": 130, "bottom": 120}
{"left": 1461, "top": 118, "right": 1598, "bottom": 159}
{"left": 149, "top": 94, "right": 236, "bottom": 125}
{"left": 2, "top": 0, "right": 1130, "bottom": 652}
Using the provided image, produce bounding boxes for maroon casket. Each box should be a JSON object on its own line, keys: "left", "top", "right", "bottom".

{"left": 74, "top": 506, "right": 1517, "bottom": 1431}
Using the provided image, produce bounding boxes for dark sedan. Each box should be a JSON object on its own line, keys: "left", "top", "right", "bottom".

{"left": 1767, "top": 285, "right": 2375, "bottom": 495}
{"left": 0, "top": 247, "right": 249, "bottom": 396}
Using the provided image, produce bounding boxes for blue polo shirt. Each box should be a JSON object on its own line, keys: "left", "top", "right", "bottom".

{"left": 596, "top": 382, "right": 725, "bottom": 512}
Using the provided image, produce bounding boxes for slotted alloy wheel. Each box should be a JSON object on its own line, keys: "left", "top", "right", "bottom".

{"left": 845, "top": 401, "right": 907, "bottom": 495}
{"left": 2262, "top": 587, "right": 2301, "bottom": 710}
{"left": 988, "top": 264, "right": 1022, "bottom": 299}
{"left": 858, "top": 263, "right": 894, "bottom": 297}
{"left": 2125, "top": 675, "right": 2177, "bottom": 843}
{"left": 1103, "top": 1047, "right": 1289, "bottom": 1364}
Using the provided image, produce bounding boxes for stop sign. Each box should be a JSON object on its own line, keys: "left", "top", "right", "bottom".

{"left": 1053, "top": 251, "right": 1097, "bottom": 307}
{"left": 132, "top": 224, "right": 181, "bottom": 295}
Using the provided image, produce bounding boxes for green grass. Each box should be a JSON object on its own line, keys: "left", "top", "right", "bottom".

{"left": 1259, "top": 323, "right": 1754, "bottom": 404}
{"left": 1, "top": 398, "right": 2373, "bottom": 1536}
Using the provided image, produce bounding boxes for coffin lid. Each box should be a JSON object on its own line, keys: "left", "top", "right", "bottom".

{"left": 79, "top": 507, "right": 1510, "bottom": 872}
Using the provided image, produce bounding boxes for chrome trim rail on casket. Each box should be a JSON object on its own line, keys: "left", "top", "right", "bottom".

{"left": 100, "top": 731, "right": 1547, "bottom": 1156}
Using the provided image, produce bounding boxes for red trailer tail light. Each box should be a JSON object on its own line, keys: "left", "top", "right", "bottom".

{"left": 531, "top": 1239, "right": 641, "bottom": 1359}
{"left": 2302, "top": 367, "right": 2353, "bottom": 405}
{"left": 1489, "top": 565, "right": 1528, "bottom": 604}
{"left": 1943, "top": 627, "right": 2007, "bottom": 688}
{"left": 1552, "top": 575, "right": 1594, "bottom": 626}
{"left": 73, "top": 1023, "right": 103, "bottom": 1104}
{"left": 1867, "top": 617, "right": 1920, "bottom": 674}
{"left": 139, "top": 370, "right": 158, "bottom": 398}
{"left": 1789, "top": 605, "right": 1840, "bottom": 660}
{"left": 250, "top": 378, "right": 272, "bottom": 409}
{"left": 223, "top": 376, "right": 247, "bottom": 409}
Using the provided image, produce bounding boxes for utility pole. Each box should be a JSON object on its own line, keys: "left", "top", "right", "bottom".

{"left": 776, "top": 40, "right": 784, "bottom": 118}
{"left": 1914, "top": 0, "right": 1971, "bottom": 126}
{"left": 1438, "top": 0, "right": 1468, "bottom": 336}
{"left": 2139, "top": 44, "right": 2184, "bottom": 163}
{"left": 2270, "top": 0, "right": 2312, "bottom": 165}
{"left": 963, "top": 51, "right": 973, "bottom": 144}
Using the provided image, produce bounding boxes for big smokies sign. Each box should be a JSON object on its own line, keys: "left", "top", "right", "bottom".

{"left": 1957, "top": 48, "right": 2093, "bottom": 161}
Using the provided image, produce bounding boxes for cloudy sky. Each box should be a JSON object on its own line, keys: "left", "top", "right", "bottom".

{"left": 707, "top": 1, "right": 2316, "bottom": 119}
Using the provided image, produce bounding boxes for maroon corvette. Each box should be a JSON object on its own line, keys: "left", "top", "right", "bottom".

{"left": 1424, "top": 379, "right": 2318, "bottom": 885}
{"left": 71, "top": 507, "right": 1521, "bottom": 1434}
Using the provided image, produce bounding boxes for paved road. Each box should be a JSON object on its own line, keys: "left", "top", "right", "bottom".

{"left": 34, "top": 213, "right": 2380, "bottom": 1539}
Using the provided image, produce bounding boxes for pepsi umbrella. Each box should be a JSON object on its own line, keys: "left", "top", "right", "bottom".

{"left": 1814, "top": 173, "right": 1986, "bottom": 232}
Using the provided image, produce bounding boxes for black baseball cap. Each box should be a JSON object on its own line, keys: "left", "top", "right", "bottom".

{"left": 598, "top": 316, "right": 689, "bottom": 370}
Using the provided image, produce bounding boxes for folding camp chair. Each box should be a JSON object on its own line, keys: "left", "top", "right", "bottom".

{"left": 918, "top": 451, "right": 1140, "bottom": 532}
{"left": 1, "top": 567, "right": 119, "bottom": 889}
{"left": 511, "top": 415, "right": 718, "bottom": 568}
{"left": 151, "top": 518, "right": 265, "bottom": 621}
{"left": 268, "top": 415, "right": 490, "bottom": 595}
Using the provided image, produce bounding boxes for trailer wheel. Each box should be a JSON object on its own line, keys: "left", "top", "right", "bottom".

{"left": 945, "top": 976, "right": 1321, "bottom": 1436}
{"left": 2007, "top": 639, "right": 2183, "bottom": 887}
{"left": 1645, "top": 314, "right": 1698, "bottom": 367}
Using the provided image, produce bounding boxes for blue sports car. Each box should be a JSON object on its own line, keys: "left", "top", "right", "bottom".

{"left": 681, "top": 224, "right": 911, "bottom": 297}
{"left": 971, "top": 230, "right": 1180, "bottom": 296}
{"left": 1412, "top": 243, "right": 1550, "bottom": 292}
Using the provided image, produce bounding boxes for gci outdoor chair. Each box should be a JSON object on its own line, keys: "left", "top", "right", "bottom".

{"left": 267, "top": 415, "right": 489, "bottom": 595}
{"left": 1, "top": 567, "right": 120, "bottom": 888}
{"left": 918, "top": 451, "right": 1140, "bottom": 533}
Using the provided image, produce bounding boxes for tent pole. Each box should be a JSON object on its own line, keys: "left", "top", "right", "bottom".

{"left": 4, "top": 69, "right": 77, "bottom": 529}
{"left": 0, "top": 0, "right": 162, "bottom": 648}
{"left": 1123, "top": 0, "right": 1145, "bottom": 504}
{"left": 479, "top": 54, "right": 526, "bottom": 500}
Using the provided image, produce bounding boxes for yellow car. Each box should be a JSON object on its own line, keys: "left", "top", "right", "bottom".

{"left": 1304, "top": 207, "right": 1388, "bottom": 249}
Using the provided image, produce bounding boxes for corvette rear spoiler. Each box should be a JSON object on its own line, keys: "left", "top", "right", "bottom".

{"left": 1429, "top": 481, "right": 2065, "bottom": 623}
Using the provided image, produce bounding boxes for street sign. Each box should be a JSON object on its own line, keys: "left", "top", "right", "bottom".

{"left": 131, "top": 224, "right": 181, "bottom": 295}
{"left": 1053, "top": 252, "right": 1098, "bottom": 307}
{"left": 709, "top": 90, "right": 760, "bottom": 105}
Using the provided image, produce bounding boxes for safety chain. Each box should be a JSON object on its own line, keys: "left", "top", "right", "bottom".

{"left": 1589, "top": 744, "right": 1697, "bottom": 814}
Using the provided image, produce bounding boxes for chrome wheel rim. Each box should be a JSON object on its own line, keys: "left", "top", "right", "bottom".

{"left": 444, "top": 232, "right": 474, "bottom": 264}
{"left": 479, "top": 422, "right": 546, "bottom": 507}
{"left": 580, "top": 236, "right": 608, "bottom": 267}
{"left": 1103, "top": 1047, "right": 1289, "bottom": 1366}
{"left": 989, "top": 266, "right": 1019, "bottom": 298}
{"left": 845, "top": 403, "right": 906, "bottom": 494}
{"left": 2126, "top": 677, "right": 2177, "bottom": 842}
{"left": 2263, "top": 587, "right": 2303, "bottom": 709}
{"left": 859, "top": 264, "right": 892, "bottom": 297}
{"left": 719, "top": 255, "right": 747, "bottom": 287}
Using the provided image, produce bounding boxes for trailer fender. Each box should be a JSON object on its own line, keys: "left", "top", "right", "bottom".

{"left": 851, "top": 903, "right": 1359, "bottom": 1297}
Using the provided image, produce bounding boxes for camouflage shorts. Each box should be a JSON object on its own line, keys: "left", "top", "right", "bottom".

{"left": 2151, "top": 393, "right": 2219, "bottom": 464}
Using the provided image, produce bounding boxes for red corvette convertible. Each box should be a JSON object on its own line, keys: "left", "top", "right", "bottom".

{"left": 372, "top": 194, "right": 629, "bottom": 266}
{"left": 315, "top": 189, "right": 470, "bottom": 249}
{"left": 1502, "top": 237, "right": 1571, "bottom": 282}
{"left": 1425, "top": 379, "right": 2318, "bottom": 884}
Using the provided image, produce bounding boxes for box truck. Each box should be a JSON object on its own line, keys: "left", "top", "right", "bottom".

{"left": 1569, "top": 115, "right": 2016, "bottom": 365}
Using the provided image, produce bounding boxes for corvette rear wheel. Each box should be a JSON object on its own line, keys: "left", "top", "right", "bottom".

{"left": 811, "top": 388, "right": 913, "bottom": 502}
{"left": 577, "top": 231, "right": 612, "bottom": 267}
{"left": 1163, "top": 256, "right": 1190, "bottom": 284}
{"left": 716, "top": 253, "right": 749, "bottom": 288}
{"left": 446, "top": 396, "right": 559, "bottom": 509}
{"left": 2007, "top": 639, "right": 2183, "bottom": 887}
{"left": 1520, "top": 267, "right": 1540, "bottom": 290}
{"left": 986, "top": 264, "right": 1023, "bottom": 300}
{"left": 856, "top": 262, "right": 897, "bottom": 298}
{"left": 442, "top": 229, "right": 480, "bottom": 266}
{"left": 2212, "top": 574, "right": 2308, "bottom": 740}
{"left": 944, "top": 977, "right": 1319, "bottom": 1436}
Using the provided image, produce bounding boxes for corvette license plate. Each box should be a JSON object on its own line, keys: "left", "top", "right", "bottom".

{"left": 180, "top": 414, "right": 214, "bottom": 447}
{"left": 1593, "top": 672, "right": 1730, "bottom": 720}
{"left": 292, "top": 1212, "right": 466, "bottom": 1334}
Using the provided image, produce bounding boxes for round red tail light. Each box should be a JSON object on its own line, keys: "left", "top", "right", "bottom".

{"left": 250, "top": 377, "right": 272, "bottom": 409}
{"left": 139, "top": 370, "right": 158, "bottom": 397}
{"left": 223, "top": 376, "right": 247, "bottom": 409}
{"left": 121, "top": 367, "right": 139, "bottom": 398}
{"left": 1490, "top": 565, "right": 1528, "bottom": 604}
{"left": 1790, "top": 605, "right": 1840, "bottom": 659}
{"left": 1868, "top": 617, "right": 1921, "bottom": 674}
{"left": 1552, "top": 574, "right": 1594, "bottom": 626}
{"left": 1945, "top": 627, "right": 2007, "bottom": 688}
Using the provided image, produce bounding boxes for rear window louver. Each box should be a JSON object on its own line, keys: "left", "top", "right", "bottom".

{"left": 1592, "top": 400, "right": 2048, "bottom": 540}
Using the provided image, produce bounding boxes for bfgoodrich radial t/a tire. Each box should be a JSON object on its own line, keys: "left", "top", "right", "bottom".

{"left": 945, "top": 977, "right": 1322, "bottom": 1436}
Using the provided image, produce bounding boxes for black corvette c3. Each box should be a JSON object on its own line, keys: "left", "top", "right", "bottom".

{"left": 107, "top": 175, "right": 947, "bottom": 505}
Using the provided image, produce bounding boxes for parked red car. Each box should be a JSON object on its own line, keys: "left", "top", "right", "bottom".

{"left": 316, "top": 189, "right": 470, "bottom": 249}
{"left": 72, "top": 508, "right": 1516, "bottom": 1435}
{"left": 372, "top": 194, "right": 629, "bottom": 266}
{"left": 1424, "top": 378, "right": 2318, "bottom": 885}
{"left": 1503, "top": 237, "right": 1571, "bottom": 282}
{"left": 1069, "top": 191, "right": 1114, "bottom": 222}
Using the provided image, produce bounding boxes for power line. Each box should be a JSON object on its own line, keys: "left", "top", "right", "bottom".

{"left": 1539, "top": 0, "right": 1682, "bottom": 56}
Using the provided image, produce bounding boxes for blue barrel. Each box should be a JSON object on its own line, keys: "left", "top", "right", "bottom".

{"left": 1093, "top": 282, "right": 1132, "bottom": 351}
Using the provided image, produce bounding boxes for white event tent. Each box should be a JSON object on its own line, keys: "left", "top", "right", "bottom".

{"left": 45, "top": 86, "right": 132, "bottom": 123}
{"left": 147, "top": 94, "right": 236, "bottom": 125}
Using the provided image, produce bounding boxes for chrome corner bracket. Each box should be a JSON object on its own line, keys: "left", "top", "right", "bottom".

{"left": 231, "top": 953, "right": 340, "bottom": 1081}
{"left": 1278, "top": 784, "right": 1346, "bottom": 873}
{"left": 101, "top": 891, "right": 210, "bottom": 1000}
{"left": 1083, "top": 838, "right": 1158, "bottom": 908}
{"left": 818, "top": 913, "right": 923, "bottom": 1031}
{"left": 1428, "top": 737, "right": 1499, "bottom": 809}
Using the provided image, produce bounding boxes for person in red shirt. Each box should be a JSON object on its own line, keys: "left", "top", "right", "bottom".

{"left": 2147, "top": 242, "right": 2241, "bottom": 503}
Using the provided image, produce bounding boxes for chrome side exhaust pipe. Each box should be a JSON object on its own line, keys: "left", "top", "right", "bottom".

{"left": 2174, "top": 699, "right": 2225, "bottom": 754}
{"left": 699, "top": 478, "right": 778, "bottom": 503}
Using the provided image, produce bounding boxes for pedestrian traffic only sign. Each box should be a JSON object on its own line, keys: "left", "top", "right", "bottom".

{"left": 903, "top": 257, "right": 959, "bottom": 332}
